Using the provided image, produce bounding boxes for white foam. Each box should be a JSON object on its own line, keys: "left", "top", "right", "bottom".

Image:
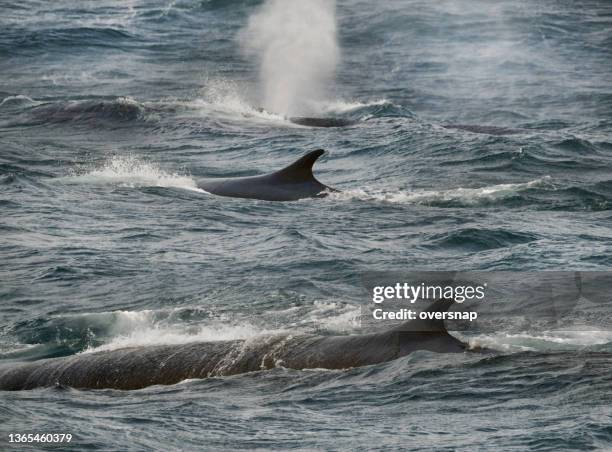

{"left": 73, "top": 307, "right": 612, "bottom": 356}
{"left": 313, "top": 98, "right": 391, "bottom": 114}
{"left": 62, "top": 156, "right": 205, "bottom": 192}
{"left": 265, "top": 299, "right": 361, "bottom": 333}
{"left": 200, "top": 79, "right": 258, "bottom": 116}
{"left": 330, "top": 176, "right": 552, "bottom": 205}
{"left": 184, "top": 79, "right": 289, "bottom": 124}
{"left": 463, "top": 328, "right": 612, "bottom": 352}
{"left": 307, "top": 300, "right": 361, "bottom": 332}
{"left": 113, "top": 96, "right": 142, "bottom": 108}
{"left": 86, "top": 322, "right": 274, "bottom": 353}
{"left": 78, "top": 299, "right": 362, "bottom": 353}
{"left": 0, "top": 94, "right": 37, "bottom": 107}
{"left": 82, "top": 309, "right": 285, "bottom": 353}
{"left": 175, "top": 79, "right": 380, "bottom": 125}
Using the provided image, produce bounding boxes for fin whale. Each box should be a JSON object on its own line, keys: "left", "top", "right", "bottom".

{"left": 253, "top": 107, "right": 356, "bottom": 128}
{"left": 197, "top": 149, "right": 336, "bottom": 201}
{"left": 289, "top": 117, "right": 356, "bottom": 128}
{"left": 0, "top": 299, "right": 481, "bottom": 391}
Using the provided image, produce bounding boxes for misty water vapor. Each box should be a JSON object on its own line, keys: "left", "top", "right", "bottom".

{"left": 240, "top": 0, "right": 339, "bottom": 116}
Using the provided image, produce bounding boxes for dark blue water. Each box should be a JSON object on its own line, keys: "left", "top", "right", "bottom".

{"left": 1, "top": 0, "right": 612, "bottom": 450}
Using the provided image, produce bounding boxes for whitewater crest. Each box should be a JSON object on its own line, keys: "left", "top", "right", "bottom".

{"left": 188, "top": 78, "right": 388, "bottom": 127}
{"left": 20, "top": 301, "right": 361, "bottom": 356}
{"left": 61, "top": 156, "right": 205, "bottom": 192}
{"left": 84, "top": 311, "right": 281, "bottom": 353}
{"left": 464, "top": 329, "right": 612, "bottom": 353}
{"left": 329, "top": 177, "right": 553, "bottom": 205}
{"left": 0, "top": 94, "right": 38, "bottom": 107}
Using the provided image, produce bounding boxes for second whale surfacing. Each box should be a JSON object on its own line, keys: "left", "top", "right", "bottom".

{"left": 252, "top": 107, "right": 357, "bottom": 128}
{"left": 0, "top": 299, "right": 483, "bottom": 391}
{"left": 197, "top": 149, "right": 337, "bottom": 201}
{"left": 289, "top": 117, "right": 357, "bottom": 127}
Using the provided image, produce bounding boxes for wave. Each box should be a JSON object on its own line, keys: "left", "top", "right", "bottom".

{"left": 549, "top": 185, "right": 611, "bottom": 211}
{"left": 194, "top": 79, "right": 288, "bottom": 124}
{"left": 0, "top": 94, "right": 38, "bottom": 108}
{"left": 187, "top": 79, "right": 400, "bottom": 126}
{"left": 32, "top": 97, "right": 146, "bottom": 124}
{"left": 0, "top": 96, "right": 154, "bottom": 129}
{"left": 4, "top": 299, "right": 360, "bottom": 359}
{"left": 266, "top": 299, "right": 361, "bottom": 333}
{"left": 426, "top": 228, "right": 537, "bottom": 251}
{"left": 306, "top": 98, "right": 392, "bottom": 115}
{"left": 442, "top": 124, "right": 521, "bottom": 135}
{"left": 7, "top": 306, "right": 610, "bottom": 363}
{"left": 329, "top": 177, "right": 552, "bottom": 206}
{"left": 60, "top": 156, "right": 204, "bottom": 192}
{"left": 0, "top": 26, "right": 137, "bottom": 56}
{"left": 4, "top": 309, "right": 275, "bottom": 357}
{"left": 463, "top": 329, "right": 612, "bottom": 353}
{"left": 1, "top": 90, "right": 402, "bottom": 131}
{"left": 85, "top": 312, "right": 280, "bottom": 353}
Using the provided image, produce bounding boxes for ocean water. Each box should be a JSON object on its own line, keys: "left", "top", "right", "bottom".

{"left": 1, "top": 0, "right": 612, "bottom": 450}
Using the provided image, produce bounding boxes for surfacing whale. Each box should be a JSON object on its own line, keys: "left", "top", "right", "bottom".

{"left": 253, "top": 107, "right": 356, "bottom": 128}
{"left": 289, "top": 117, "right": 356, "bottom": 128}
{"left": 197, "top": 149, "right": 336, "bottom": 201}
{"left": 0, "top": 299, "right": 481, "bottom": 391}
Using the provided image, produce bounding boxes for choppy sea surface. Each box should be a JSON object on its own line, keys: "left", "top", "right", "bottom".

{"left": 1, "top": 0, "right": 612, "bottom": 450}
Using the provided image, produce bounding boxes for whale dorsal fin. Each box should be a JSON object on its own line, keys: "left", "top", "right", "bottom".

{"left": 391, "top": 297, "right": 468, "bottom": 354}
{"left": 273, "top": 149, "right": 325, "bottom": 183}
{"left": 393, "top": 298, "right": 455, "bottom": 332}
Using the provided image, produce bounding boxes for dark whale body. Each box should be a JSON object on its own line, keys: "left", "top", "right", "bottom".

{"left": 289, "top": 117, "right": 356, "bottom": 128}
{"left": 197, "top": 149, "right": 336, "bottom": 201}
{"left": 0, "top": 300, "right": 475, "bottom": 391}
{"left": 253, "top": 108, "right": 356, "bottom": 128}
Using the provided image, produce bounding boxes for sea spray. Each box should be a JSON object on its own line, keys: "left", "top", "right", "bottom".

{"left": 61, "top": 156, "right": 205, "bottom": 192}
{"left": 329, "top": 177, "right": 553, "bottom": 205}
{"left": 240, "top": 0, "right": 340, "bottom": 116}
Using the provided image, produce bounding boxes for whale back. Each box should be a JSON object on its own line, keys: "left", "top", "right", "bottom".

{"left": 289, "top": 117, "right": 356, "bottom": 128}
{"left": 0, "top": 298, "right": 476, "bottom": 391}
{"left": 197, "top": 149, "right": 335, "bottom": 201}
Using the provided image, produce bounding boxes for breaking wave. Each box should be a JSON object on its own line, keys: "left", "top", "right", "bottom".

{"left": 60, "top": 156, "right": 204, "bottom": 192}
{"left": 464, "top": 329, "right": 612, "bottom": 353}
{"left": 330, "top": 176, "right": 553, "bottom": 206}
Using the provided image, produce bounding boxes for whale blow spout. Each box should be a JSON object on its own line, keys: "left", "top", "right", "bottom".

{"left": 240, "top": 0, "right": 340, "bottom": 116}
